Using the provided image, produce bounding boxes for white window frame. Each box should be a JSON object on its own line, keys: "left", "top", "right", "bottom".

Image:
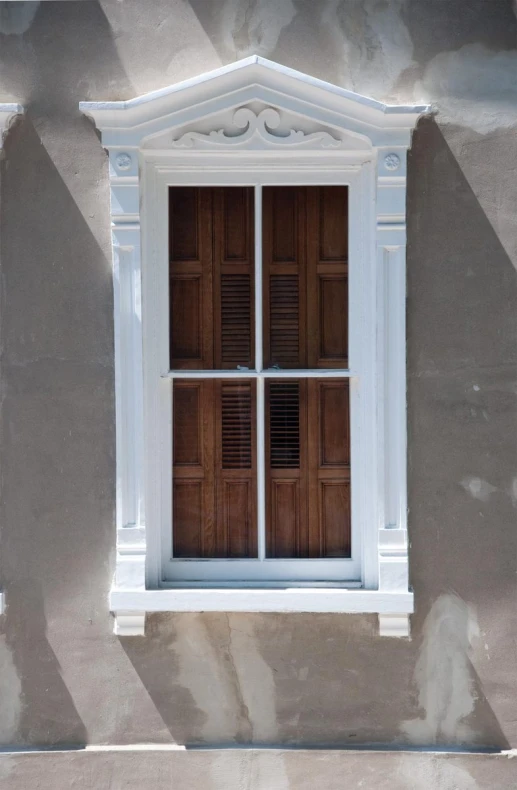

{"left": 0, "top": 102, "right": 24, "bottom": 618}
{"left": 80, "top": 57, "right": 428, "bottom": 637}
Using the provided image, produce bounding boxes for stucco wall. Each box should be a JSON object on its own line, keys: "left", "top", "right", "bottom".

{"left": 0, "top": 0, "right": 516, "bottom": 770}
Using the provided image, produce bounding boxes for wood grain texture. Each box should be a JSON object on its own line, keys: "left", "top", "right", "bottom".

{"left": 169, "top": 186, "right": 254, "bottom": 370}
{"left": 173, "top": 379, "right": 257, "bottom": 558}
{"left": 263, "top": 186, "right": 348, "bottom": 369}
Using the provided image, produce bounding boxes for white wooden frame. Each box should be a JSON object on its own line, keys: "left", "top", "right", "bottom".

{"left": 80, "top": 56, "right": 429, "bottom": 637}
{"left": 0, "top": 102, "right": 24, "bottom": 618}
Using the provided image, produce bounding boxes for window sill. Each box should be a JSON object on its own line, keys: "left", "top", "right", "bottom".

{"left": 110, "top": 587, "right": 413, "bottom": 638}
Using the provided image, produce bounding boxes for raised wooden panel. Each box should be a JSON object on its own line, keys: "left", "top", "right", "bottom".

{"left": 318, "top": 185, "right": 348, "bottom": 261}
{"left": 224, "top": 187, "right": 250, "bottom": 260}
{"left": 269, "top": 480, "right": 300, "bottom": 558}
{"left": 272, "top": 186, "right": 297, "bottom": 261}
{"left": 267, "top": 377, "right": 350, "bottom": 559}
{"left": 173, "top": 378, "right": 256, "bottom": 559}
{"left": 170, "top": 187, "right": 199, "bottom": 261}
{"left": 170, "top": 186, "right": 253, "bottom": 370}
{"left": 220, "top": 274, "right": 252, "bottom": 366}
{"left": 319, "top": 381, "right": 350, "bottom": 467}
{"left": 173, "top": 482, "right": 203, "bottom": 557}
{"left": 221, "top": 382, "right": 252, "bottom": 469}
{"left": 319, "top": 482, "right": 351, "bottom": 557}
{"left": 223, "top": 481, "right": 252, "bottom": 557}
{"left": 173, "top": 383, "right": 201, "bottom": 466}
{"left": 170, "top": 276, "right": 202, "bottom": 363}
{"left": 319, "top": 276, "right": 348, "bottom": 361}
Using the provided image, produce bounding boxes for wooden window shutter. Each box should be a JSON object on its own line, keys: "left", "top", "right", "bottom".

{"left": 266, "top": 379, "right": 350, "bottom": 558}
{"left": 263, "top": 186, "right": 348, "bottom": 369}
{"left": 264, "top": 187, "right": 350, "bottom": 558}
{"left": 169, "top": 187, "right": 254, "bottom": 370}
{"left": 170, "top": 188, "right": 256, "bottom": 558}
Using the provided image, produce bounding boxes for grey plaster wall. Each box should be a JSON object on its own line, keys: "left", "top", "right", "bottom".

{"left": 0, "top": 0, "right": 516, "bottom": 765}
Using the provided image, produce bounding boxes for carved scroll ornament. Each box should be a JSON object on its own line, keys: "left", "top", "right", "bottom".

{"left": 172, "top": 107, "right": 341, "bottom": 149}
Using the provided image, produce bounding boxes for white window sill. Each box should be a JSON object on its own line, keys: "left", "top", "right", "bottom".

{"left": 110, "top": 587, "right": 414, "bottom": 638}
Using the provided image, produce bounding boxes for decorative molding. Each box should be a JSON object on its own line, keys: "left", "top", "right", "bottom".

{"left": 115, "top": 152, "right": 133, "bottom": 170}
{"left": 80, "top": 56, "right": 429, "bottom": 637}
{"left": 0, "top": 103, "right": 23, "bottom": 148}
{"left": 172, "top": 107, "right": 341, "bottom": 150}
{"left": 384, "top": 153, "right": 401, "bottom": 171}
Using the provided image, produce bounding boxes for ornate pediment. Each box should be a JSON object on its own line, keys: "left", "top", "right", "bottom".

{"left": 80, "top": 56, "right": 429, "bottom": 151}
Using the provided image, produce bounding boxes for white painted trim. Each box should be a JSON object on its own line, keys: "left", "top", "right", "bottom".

{"left": 80, "top": 57, "right": 429, "bottom": 637}
{"left": 111, "top": 588, "right": 414, "bottom": 614}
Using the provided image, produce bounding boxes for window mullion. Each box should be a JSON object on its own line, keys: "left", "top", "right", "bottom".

{"left": 254, "top": 185, "right": 266, "bottom": 560}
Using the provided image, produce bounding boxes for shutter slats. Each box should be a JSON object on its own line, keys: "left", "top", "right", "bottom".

{"left": 269, "top": 275, "right": 300, "bottom": 366}
{"left": 269, "top": 382, "right": 300, "bottom": 469}
{"left": 221, "top": 383, "right": 252, "bottom": 469}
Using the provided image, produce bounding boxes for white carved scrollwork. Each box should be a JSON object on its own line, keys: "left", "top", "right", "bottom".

{"left": 172, "top": 107, "right": 341, "bottom": 150}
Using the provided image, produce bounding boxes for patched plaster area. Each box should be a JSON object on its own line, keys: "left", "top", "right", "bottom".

{"left": 0, "top": 636, "right": 22, "bottom": 743}
{"left": 461, "top": 476, "right": 497, "bottom": 503}
{"left": 172, "top": 615, "right": 278, "bottom": 743}
{"left": 321, "top": 0, "right": 415, "bottom": 101}
{"left": 0, "top": 1, "right": 39, "bottom": 35}
{"left": 402, "top": 594, "right": 480, "bottom": 745}
{"left": 398, "top": 753, "right": 480, "bottom": 790}
{"left": 416, "top": 44, "right": 517, "bottom": 134}
{"left": 220, "top": 0, "right": 296, "bottom": 59}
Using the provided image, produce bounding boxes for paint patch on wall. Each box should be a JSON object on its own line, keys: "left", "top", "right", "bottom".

{"left": 397, "top": 753, "right": 479, "bottom": 789}
{"left": 0, "top": 1, "right": 39, "bottom": 35}
{"left": 220, "top": 0, "right": 296, "bottom": 59}
{"left": 415, "top": 44, "right": 517, "bottom": 134}
{"left": 226, "top": 614, "right": 278, "bottom": 743}
{"left": 172, "top": 615, "right": 242, "bottom": 742}
{"left": 0, "top": 636, "right": 21, "bottom": 743}
{"left": 321, "top": 0, "right": 415, "bottom": 101}
{"left": 460, "top": 476, "right": 497, "bottom": 503}
{"left": 402, "top": 594, "right": 480, "bottom": 745}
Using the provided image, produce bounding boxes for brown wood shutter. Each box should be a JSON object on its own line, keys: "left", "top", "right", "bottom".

{"left": 173, "top": 379, "right": 257, "bottom": 558}
{"left": 170, "top": 188, "right": 256, "bottom": 558}
{"left": 266, "top": 378, "right": 350, "bottom": 558}
{"left": 169, "top": 187, "right": 254, "bottom": 370}
{"left": 264, "top": 187, "right": 350, "bottom": 558}
{"left": 263, "top": 186, "right": 348, "bottom": 369}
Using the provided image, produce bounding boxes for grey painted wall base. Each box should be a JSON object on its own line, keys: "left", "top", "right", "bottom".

{"left": 0, "top": 748, "right": 515, "bottom": 790}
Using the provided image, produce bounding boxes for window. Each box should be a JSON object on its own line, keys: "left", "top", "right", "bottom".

{"left": 80, "top": 56, "right": 428, "bottom": 635}
{"left": 168, "top": 185, "right": 351, "bottom": 580}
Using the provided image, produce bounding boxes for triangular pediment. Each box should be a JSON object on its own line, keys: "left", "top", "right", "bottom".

{"left": 80, "top": 56, "right": 429, "bottom": 151}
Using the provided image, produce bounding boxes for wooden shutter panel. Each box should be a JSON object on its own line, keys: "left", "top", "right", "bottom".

{"left": 263, "top": 186, "right": 348, "bottom": 369}
{"left": 173, "top": 379, "right": 257, "bottom": 558}
{"left": 264, "top": 186, "right": 350, "bottom": 558}
{"left": 169, "top": 187, "right": 254, "bottom": 370}
{"left": 266, "top": 379, "right": 350, "bottom": 558}
{"left": 170, "top": 187, "right": 256, "bottom": 559}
